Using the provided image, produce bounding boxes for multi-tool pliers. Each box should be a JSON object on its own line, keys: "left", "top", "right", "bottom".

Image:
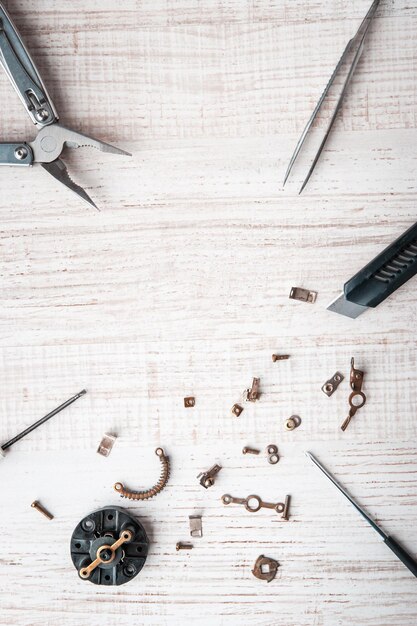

{"left": 0, "top": 2, "right": 130, "bottom": 209}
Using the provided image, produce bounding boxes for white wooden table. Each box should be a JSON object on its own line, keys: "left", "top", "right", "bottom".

{"left": 0, "top": 1, "right": 416, "bottom": 624}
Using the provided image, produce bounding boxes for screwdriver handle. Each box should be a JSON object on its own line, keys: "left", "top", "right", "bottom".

{"left": 384, "top": 536, "right": 417, "bottom": 578}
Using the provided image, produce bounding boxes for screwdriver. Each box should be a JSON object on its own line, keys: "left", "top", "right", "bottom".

{"left": 306, "top": 451, "right": 417, "bottom": 578}
{"left": 1, "top": 390, "right": 87, "bottom": 457}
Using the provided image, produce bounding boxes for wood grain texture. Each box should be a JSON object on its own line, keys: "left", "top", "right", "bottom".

{"left": 0, "top": 0, "right": 416, "bottom": 624}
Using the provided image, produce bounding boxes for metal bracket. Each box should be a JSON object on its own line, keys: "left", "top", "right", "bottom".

{"left": 289, "top": 287, "right": 317, "bottom": 304}
{"left": 322, "top": 372, "right": 344, "bottom": 397}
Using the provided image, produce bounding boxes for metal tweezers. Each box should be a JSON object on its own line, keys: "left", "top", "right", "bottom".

{"left": 0, "top": 2, "right": 130, "bottom": 209}
{"left": 283, "top": 0, "right": 380, "bottom": 194}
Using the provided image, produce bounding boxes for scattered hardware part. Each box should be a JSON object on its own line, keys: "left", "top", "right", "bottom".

{"left": 1, "top": 389, "right": 87, "bottom": 454}
{"left": 189, "top": 515, "right": 203, "bottom": 538}
{"left": 242, "top": 446, "right": 260, "bottom": 455}
{"left": 232, "top": 403, "right": 244, "bottom": 417}
{"left": 198, "top": 464, "right": 222, "bottom": 489}
{"left": 31, "top": 500, "right": 53, "bottom": 520}
{"left": 328, "top": 220, "right": 417, "bottom": 319}
{"left": 252, "top": 555, "right": 280, "bottom": 583}
{"left": 114, "top": 447, "right": 170, "bottom": 500}
{"left": 289, "top": 287, "right": 317, "bottom": 304}
{"left": 97, "top": 433, "right": 117, "bottom": 457}
{"left": 245, "top": 378, "right": 260, "bottom": 402}
{"left": 266, "top": 444, "right": 280, "bottom": 465}
{"left": 322, "top": 372, "right": 344, "bottom": 397}
{"left": 341, "top": 358, "right": 366, "bottom": 431}
{"left": 176, "top": 542, "right": 193, "bottom": 551}
{"left": 306, "top": 452, "right": 417, "bottom": 579}
{"left": 184, "top": 397, "right": 195, "bottom": 408}
{"left": 272, "top": 354, "right": 290, "bottom": 362}
{"left": 71, "top": 506, "right": 149, "bottom": 585}
{"left": 283, "top": 0, "right": 380, "bottom": 193}
{"left": 222, "top": 494, "right": 290, "bottom": 519}
{"left": 285, "top": 415, "right": 302, "bottom": 431}
{"left": 0, "top": 3, "right": 130, "bottom": 209}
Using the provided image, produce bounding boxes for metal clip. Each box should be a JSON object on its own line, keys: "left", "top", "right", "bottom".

{"left": 341, "top": 358, "right": 366, "bottom": 431}
{"left": 252, "top": 555, "right": 280, "bottom": 583}
{"left": 189, "top": 515, "right": 203, "bottom": 538}
{"left": 198, "top": 464, "right": 222, "bottom": 489}
{"left": 289, "top": 287, "right": 317, "bottom": 304}
{"left": 97, "top": 433, "right": 117, "bottom": 457}
{"left": 245, "top": 378, "right": 260, "bottom": 402}
{"left": 322, "top": 372, "right": 344, "bottom": 397}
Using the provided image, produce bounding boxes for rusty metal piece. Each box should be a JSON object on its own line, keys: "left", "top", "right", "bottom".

{"left": 198, "top": 464, "right": 222, "bottom": 489}
{"left": 232, "top": 403, "right": 244, "bottom": 417}
{"left": 189, "top": 515, "right": 203, "bottom": 538}
{"left": 222, "top": 493, "right": 290, "bottom": 519}
{"left": 79, "top": 529, "right": 133, "bottom": 579}
{"left": 289, "top": 287, "right": 317, "bottom": 304}
{"left": 242, "top": 446, "right": 260, "bottom": 455}
{"left": 31, "top": 500, "right": 53, "bottom": 520}
{"left": 322, "top": 372, "right": 344, "bottom": 397}
{"left": 341, "top": 358, "right": 366, "bottom": 431}
{"left": 245, "top": 378, "right": 260, "bottom": 402}
{"left": 285, "top": 415, "right": 302, "bottom": 431}
{"left": 266, "top": 444, "right": 279, "bottom": 464}
{"left": 252, "top": 555, "right": 280, "bottom": 583}
{"left": 184, "top": 397, "right": 195, "bottom": 408}
{"left": 97, "top": 433, "right": 117, "bottom": 457}
{"left": 176, "top": 542, "right": 193, "bottom": 551}
{"left": 114, "top": 447, "right": 170, "bottom": 500}
{"left": 272, "top": 354, "right": 290, "bottom": 362}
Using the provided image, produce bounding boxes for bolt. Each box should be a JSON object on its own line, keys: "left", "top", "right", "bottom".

{"left": 14, "top": 146, "right": 28, "bottom": 161}
{"left": 100, "top": 548, "right": 113, "bottom": 562}
{"left": 242, "top": 446, "right": 260, "bottom": 455}
{"left": 176, "top": 542, "right": 193, "bottom": 551}
{"left": 31, "top": 500, "right": 53, "bottom": 520}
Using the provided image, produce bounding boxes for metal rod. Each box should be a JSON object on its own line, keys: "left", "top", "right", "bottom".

{"left": 1, "top": 389, "right": 87, "bottom": 451}
{"left": 305, "top": 451, "right": 386, "bottom": 539}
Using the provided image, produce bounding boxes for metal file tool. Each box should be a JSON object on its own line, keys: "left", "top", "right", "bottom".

{"left": 284, "top": 0, "right": 380, "bottom": 193}
{"left": 306, "top": 452, "right": 417, "bottom": 579}
{"left": 328, "top": 221, "right": 417, "bottom": 318}
{"left": 0, "top": 3, "right": 130, "bottom": 208}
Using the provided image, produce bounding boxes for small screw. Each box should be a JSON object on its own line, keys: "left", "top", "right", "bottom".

{"left": 176, "top": 542, "right": 193, "bottom": 551}
{"left": 35, "top": 109, "right": 49, "bottom": 122}
{"left": 282, "top": 495, "right": 291, "bottom": 520}
{"left": 31, "top": 501, "right": 53, "bottom": 520}
{"left": 14, "top": 146, "right": 28, "bottom": 161}
{"left": 242, "top": 446, "right": 260, "bottom": 455}
{"left": 272, "top": 354, "right": 290, "bottom": 362}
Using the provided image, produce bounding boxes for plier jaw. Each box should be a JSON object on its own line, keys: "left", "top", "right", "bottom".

{"left": 0, "top": 2, "right": 130, "bottom": 208}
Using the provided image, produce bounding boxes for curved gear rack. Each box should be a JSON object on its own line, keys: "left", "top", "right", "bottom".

{"left": 114, "top": 447, "right": 170, "bottom": 501}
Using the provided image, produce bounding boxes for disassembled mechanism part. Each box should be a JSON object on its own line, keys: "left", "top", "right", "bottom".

{"left": 97, "top": 433, "right": 117, "bottom": 457}
{"left": 198, "top": 464, "right": 222, "bottom": 489}
{"left": 242, "top": 446, "right": 260, "bottom": 455}
{"left": 289, "top": 287, "right": 317, "bottom": 304}
{"left": 114, "top": 447, "right": 170, "bottom": 500}
{"left": 272, "top": 354, "right": 290, "bottom": 362}
{"left": 245, "top": 378, "right": 260, "bottom": 402}
{"left": 252, "top": 555, "right": 280, "bottom": 583}
{"left": 266, "top": 444, "right": 280, "bottom": 465}
{"left": 222, "top": 494, "right": 291, "bottom": 519}
{"left": 285, "top": 415, "right": 302, "bottom": 431}
{"left": 184, "top": 397, "right": 195, "bottom": 408}
{"left": 341, "top": 358, "right": 366, "bottom": 431}
{"left": 176, "top": 542, "right": 193, "bottom": 551}
{"left": 322, "top": 372, "right": 344, "bottom": 397}
{"left": 31, "top": 500, "right": 53, "bottom": 520}
{"left": 71, "top": 506, "right": 149, "bottom": 586}
{"left": 189, "top": 515, "right": 203, "bottom": 538}
{"left": 232, "top": 403, "right": 244, "bottom": 417}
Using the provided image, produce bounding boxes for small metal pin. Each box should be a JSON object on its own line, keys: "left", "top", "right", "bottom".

{"left": 176, "top": 542, "right": 193, "bottom": 551}
{"left": 242, "top": 446, "right": 260, "bottom": 455}
{"left": 31, "top": 501, "right": 54, "bottom": 520}
{"left": 272, "top": 354, "right": 290, "bottom": 362}
{"left": 282, "top": 495, "right": 291, "bottom": 521}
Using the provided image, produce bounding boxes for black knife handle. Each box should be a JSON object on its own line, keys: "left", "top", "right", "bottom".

{"left": 344, "top": 221, "right": 417, "bottom": 308}
{"left": 384, "top": 535, "right": 417, "bottom": 578}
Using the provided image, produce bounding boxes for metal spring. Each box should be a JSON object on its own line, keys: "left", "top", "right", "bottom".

{"left": 114, "top": 447, "right": 170, "bottom": 501}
